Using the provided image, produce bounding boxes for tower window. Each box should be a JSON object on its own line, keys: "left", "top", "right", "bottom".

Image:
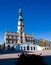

{"left": 21, "top": 27, "right": 22, "bottom": 30}
{"left": 21, "top": 32, "right": 22, "bottom": 35}
{"left": 21, "top": 36, "right": 22, "bottom": 39}
{"left": 20, "top": 23, "right": 22, "bottom": 25}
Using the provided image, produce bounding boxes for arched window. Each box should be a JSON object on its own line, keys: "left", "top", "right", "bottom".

{"left": 21, "top": 47, "right": 22, "bottom": 50}
{"left": 27, "top": 46, "right": 29, "bottom": 50}
{"left": 34, "top": 47, "right": 35, "bottom": 50}
{"left": 24, "top": 47, "right": 25, "bottom": 50}
{"left": 7, "top": 45, "right": 10, "bottom": 50}
{"left": 31, "top": 47, "right": 32, "bottom": 50}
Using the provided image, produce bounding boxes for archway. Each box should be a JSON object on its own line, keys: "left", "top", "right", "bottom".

{"left": 34, "top": 47, "right": 35, "bottom": 50}
{"left": 27, "top": 46, "right": 29, "bottom": 50}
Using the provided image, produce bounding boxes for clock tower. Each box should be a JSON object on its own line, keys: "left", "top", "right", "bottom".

{"left": 17, "top": 8, "right": 26, "bottom": 43}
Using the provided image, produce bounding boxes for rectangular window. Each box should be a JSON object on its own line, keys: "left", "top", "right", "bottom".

{"left": 16, "top": 41, "right": 17, "bottom": 43}
{"left": 8, "top": 40, "right": 9, "bottom": 43}
{"left": 12, "top": 40, "right": 14, "bottom": 43}
{"left": 21, "top": 47, "right": 22, "bottom": 50}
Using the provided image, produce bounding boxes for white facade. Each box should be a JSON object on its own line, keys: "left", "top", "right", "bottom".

{"left": 15, "top": 42, "right": 46, "bottom": 51}
{"left": 4, "top": 8, "right": 34, "bottom": 49}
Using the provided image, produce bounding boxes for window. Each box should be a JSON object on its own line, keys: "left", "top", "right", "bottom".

{"left": 21, "top": 36, "right": 22, "bottom": 39}
{"left": 16, "top": 41, "right": 17, "bottom": 43}
{"left": 30, "top": 38, "right": 31, "bottom": 40}
{"left": 16, "top": 36, "right": 17, "bottom": 39}
{"left": 12, "top": 36, "right": 13, "bottom": 38}
{"left": 13, "top": 36, "right": 15, "bottom": 39}
{"left": 20, "top": 23, "right": 22, "bottom": 26}
{"left": 12, "top": 40, "right": 14, "bottom": 43}
{"left": 14, "top": 41, "right": 16, "bottom": 43}
{"left": 27, "top": 37, "right": 29, "bottom": 40}
{"left": 9, "top": 36, "right": 12, "bottom": 38}
{"left": 21, "top": 47, "right": 22, "bottom": 50}
{"left": 21, "top": 40, "right": 23, "bottom": 43}
{"left": 6, "top": 36, "right": 8, "bottom": 38}
{"left": 31, "top": 47, "right": 32, "bottom": 50}
{"left": 8, "top": 40, "right": 9, "bottom": 43}
{"left": 10, "top": 40, "right": 12, "bottom": 43}
{"left": 27, "top": 46, "right": 29, "bottom": 50}
{"left": 8, "top": 36, "right": 9, "bottom": 38}
{"left": 21, "top": 32, "right": 22, "bottom": 35}
{"left": 6, "top": 40, "right": 8, "bottom": 43}
{"left": 26, "top": 38, "right": 27, "bottom": 41}
{"left": 34, "top": 47, "right": 35, "bottom": 50}
{"left": 24, "top": 47, "right": 25, "bottom": 50}
{"left": 21, "top": 27, "right": 22, "bottom": 30}
{"left": 7, "top": 45, "right": 10, "bottom": 50}
{"left": 45, "top": 48, "right": 46, "bottom": 50}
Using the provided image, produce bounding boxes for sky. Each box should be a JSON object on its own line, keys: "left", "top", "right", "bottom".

{"left": 0, "top": 0, "right": 51, "bottom": 44}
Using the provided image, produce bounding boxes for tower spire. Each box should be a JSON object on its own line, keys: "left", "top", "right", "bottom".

{"left": 18, "top": 8, "right": 23, "bottom": 21}
{"left": 18, "top": 1, "right": 23, "bottom": 21}
{"left": 17, "top": 3, "right": 26, "bottom": 43}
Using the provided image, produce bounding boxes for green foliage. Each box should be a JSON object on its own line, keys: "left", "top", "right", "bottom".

{"left": 0, "top": 44, "right": 4, "bottom": 50}
{"left": 34, "top": 39, "right": 50, "bottom": 47}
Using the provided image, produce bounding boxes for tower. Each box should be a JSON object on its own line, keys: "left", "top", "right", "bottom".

{"left": 17, "top": 8, "right": 26, "bottom": 43}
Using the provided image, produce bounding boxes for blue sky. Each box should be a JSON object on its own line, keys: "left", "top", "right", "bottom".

{"left": 0, "top": 0, "right": 51, "bottom": 44}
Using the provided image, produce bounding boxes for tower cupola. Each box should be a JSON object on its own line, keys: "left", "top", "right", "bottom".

{"left": 18, "top": 8, "right": 23, "bottom": 21}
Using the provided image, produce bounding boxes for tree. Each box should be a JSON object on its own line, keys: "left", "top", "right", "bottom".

{"left": 34, "top": 39, "right": 40, "bottom": 45}
{"left": 39, "top": 39, "right": 46, "bottom": 46}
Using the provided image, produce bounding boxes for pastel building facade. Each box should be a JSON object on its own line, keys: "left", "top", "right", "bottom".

{"left": 4, "top": 8, "right": 48, "bottom": 51}
{"left": 4, "top": 8, "right": 34, "bottom": 50}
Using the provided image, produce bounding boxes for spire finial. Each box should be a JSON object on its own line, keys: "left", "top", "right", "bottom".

{"left": 18, "top": 0, "right": 23, "bottom": 21}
